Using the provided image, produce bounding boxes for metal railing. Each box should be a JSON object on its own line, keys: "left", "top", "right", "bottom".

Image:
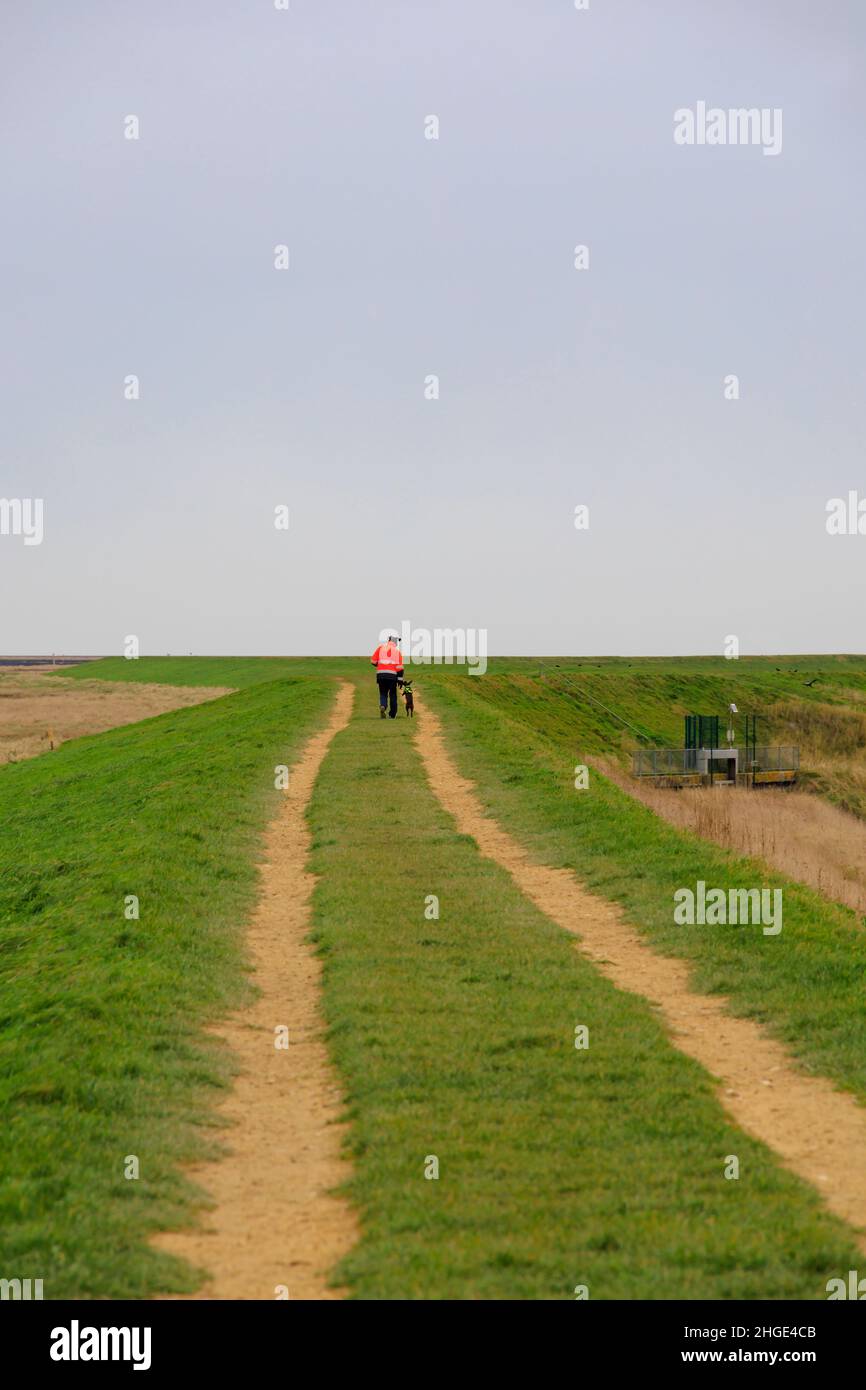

{"left": 632, "top": 746, "right": 799, "bottom": 777}
{"left": 632, "top": 748, "right": 699, "bottom": 777}
{"left": 745, "top": 745, "right": 799, "bottom": 773}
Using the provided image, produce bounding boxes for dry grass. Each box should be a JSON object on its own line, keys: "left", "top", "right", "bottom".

{"left": 766, "top": 700, "right": 866, "bottom": 822}
{"left": 770, "top": 699, "right": 866, "bottom": 759}
{"left": 0, "top": 668, "right": 232, "bottom": 763}
{"left": 599, "top": 761, "right": 866, "bottom": 920}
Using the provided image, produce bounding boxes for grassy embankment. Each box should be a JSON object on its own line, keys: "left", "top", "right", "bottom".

{"left": 0, "top": 675, "right": 334, "bottom": 1297}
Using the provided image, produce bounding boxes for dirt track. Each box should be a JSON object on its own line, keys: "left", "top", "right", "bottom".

{"left": 152, "top": 680, "right": 357, "bottom": 1299}
{"left": 415, "top": 703, "right": 866, "bottom": 1253}
{"left": 0, "top": 668, "right": 231, "bottom": 763}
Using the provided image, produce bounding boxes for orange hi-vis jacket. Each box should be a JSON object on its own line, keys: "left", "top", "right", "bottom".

{"left": 371, "top": 641, "right": 404, "bottom": 674}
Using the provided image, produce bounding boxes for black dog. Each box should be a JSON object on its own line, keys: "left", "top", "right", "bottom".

{"left": 398, "top": 678, "right": 414, "bottom": 717}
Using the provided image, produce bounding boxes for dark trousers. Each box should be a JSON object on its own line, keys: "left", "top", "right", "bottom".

{"left": 376, "top": 672, "right": 399, "bottom": 717}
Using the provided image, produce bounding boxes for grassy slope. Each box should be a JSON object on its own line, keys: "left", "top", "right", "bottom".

{"left": 0, "top": 677, "right": 334, "bottom": 1297}
{"left": 515, "top": 663, "right": 866, "bottom": 746}
{"left": 421, "top": 672, "right": 866, "bottom": 1105}
{"left": 487, "top": 658, "right": 866, "bottom": 820}
{"left": 309, "top": 679, "right": 860, "bottom": 1299}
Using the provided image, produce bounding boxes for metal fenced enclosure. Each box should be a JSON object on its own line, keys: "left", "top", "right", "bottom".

{"left": 631, "top": 746, "right": 799, "bottom": 786}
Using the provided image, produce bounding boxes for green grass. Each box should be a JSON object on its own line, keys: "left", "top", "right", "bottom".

{"left": 421, "top": 672, "right": 866, "bottom": 1104}
{"left": 62, "top": 655, "right": 361, "bottom": 689}
{"left": 0, "top": 677, "right": 335, "bottom": 1297}
{"left": 309, "top": 678, "right": 861, "bottom": 1299}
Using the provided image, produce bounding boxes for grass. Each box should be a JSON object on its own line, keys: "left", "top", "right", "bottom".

{"left": 62, "top": 656, "right": 362, "bottom": 688}
{"left": 308, "top": 677, "right": 861, "bottom": 1299}
{"left": 420, "top": 672, "right": 866, "bottom": 1105}
{"left": 0, "top": 676, "right": 334, "bottom": 1297}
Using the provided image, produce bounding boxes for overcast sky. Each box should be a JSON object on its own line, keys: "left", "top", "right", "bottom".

{"left": 2, "top": 1, "right": 864, "bottom": 656}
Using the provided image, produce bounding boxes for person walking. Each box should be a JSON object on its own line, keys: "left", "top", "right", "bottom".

{"left": 371, "top": 634, "right": 404, "bottom": 718}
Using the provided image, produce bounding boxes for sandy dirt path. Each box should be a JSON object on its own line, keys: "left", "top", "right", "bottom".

{"left": 153, "top": 680, "right": 357, "bottom": 1299}
{"left": 415, "top": 703, "right": 866, "bottom": 1252}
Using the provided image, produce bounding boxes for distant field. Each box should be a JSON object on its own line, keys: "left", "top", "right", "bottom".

{"left": 65, "top": 652, "right": 866, "bottom": 689}
{"left": 62, "top": 656, "right": 361, "bottom": 687}
{"left": 0, "top": 668, "right": 230, "bottom": 764}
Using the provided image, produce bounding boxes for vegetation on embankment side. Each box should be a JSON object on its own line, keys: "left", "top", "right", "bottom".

{"left": 600, "top": 769, "right": 866, "bottom": 922}
{"left": 308, "top": 681, "right": 860, "bottom": 1299}
{"left": 421, "top": 673, "right": 866, "bottom": 1105}
{"left": 0, "top": 677, "right": 334, "bottom": 1298}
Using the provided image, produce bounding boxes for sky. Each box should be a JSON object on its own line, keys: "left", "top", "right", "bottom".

{"left": 2, "top": 0, "right": 864, "bottom": 657}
